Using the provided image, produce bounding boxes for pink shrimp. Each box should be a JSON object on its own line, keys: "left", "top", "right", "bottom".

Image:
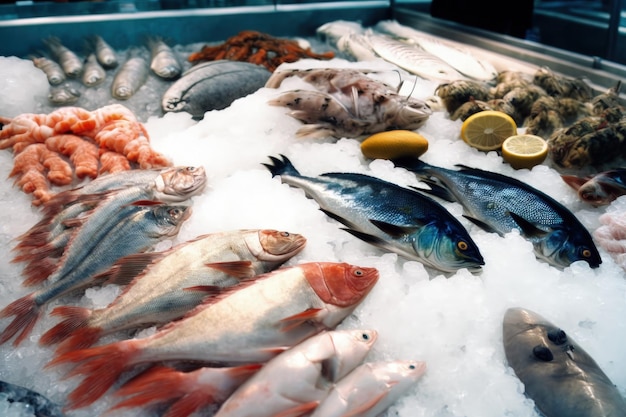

{"left": 46, "top": 134, "right": 99, "bottom": 179}
{"left": 99, "top": 150, "right": 131, "bottom": 174}
{"left": 0, "top": 114, "right": 55, "bottom": 151}
{"left": 72, "top": 104, "right": 141, "bottom": 136}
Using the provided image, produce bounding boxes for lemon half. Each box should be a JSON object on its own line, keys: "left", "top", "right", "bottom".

{"left": 460, "top": 110, "right": 517, "bottom": 151}
{"left": 501, "top": 134, "right": 549, "bottom": 169}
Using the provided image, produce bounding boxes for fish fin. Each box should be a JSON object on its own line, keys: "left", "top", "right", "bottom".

{"left": 95, "top": 252, "right": 164, "bottom": 286}
{"left": 560, "top": 174, "right": 588, "bottom": 191}
{"left": 341, "top": 227, "right": 389, "bottom": 246}
{"left": 508, "top": 212, "right": 549, "bottom": 238}
{"left": 462, "top": 215, "right": 501, "bottom": 234}
{"left": 39, "top": 306, "right": 93, "bottom": 347}
{"left": 0, "top": 293, "right": 41, "bottom": 347}
{"left": 295, "top": 124, "right": 338, "bottom": 139}
{"left": 319, "top": 208, "right": 359, "bottom": 230}
{"left": 262, "top": 154, "right": 301, "bottom": 178}
{"left": 369, "top": 219, "right": 419, "bottom": 237}
{"left": 183, "top": 285, "right": 224, "bottom": 294}
{"left": 261, "top": 346, "right": 290, "bottom": 355}
{"left": 280, "top": 308, "right": 323, "bottom": 332}
{"left": 409, "top": 182, "right": 456, "bottom": 203}
{"left": 126, "top": 200, "right": 164, "bottom": 207}
{"left": 205, "top": 260, "right": 255, "bottom": 279}
{"left": 274, "top": 401, "right": 320, "bottom": 417}
{"left": 47, "top": 340, "right": 139, "bottom": 409}
{"left": 61, "top": 217, "right": 87, "bottom": 229}
{"left": 340, "top": 392, "right": 390, "bottom": 417}
{"left": 350, "top": 85, "right": 360, "bottom": 118}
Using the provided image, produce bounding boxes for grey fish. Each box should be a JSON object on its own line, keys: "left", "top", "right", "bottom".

{"left": 82, "top": 53, "right": 106, "bottom": 87}
{"left": 162, "top": 60, "right": 271, "bottom": 119}
{"left": 43, "top": 36, "right": 83, "bottom": 77}
{"left": 48, "top": 84, "right": 81, "bottom": 105}
{"left": 392, "top": 158, "right": 602, "bottom": 269}
{"left": 264, "top": 155, "right": 484, "bottom": 273}
{"left": 503, "top": 307, "right": 626, "bottom": 417}
{"left": 30, "top": 55, "right": 66, "bottom": 85}
{"left": 41, "top": 229, "right": 307, "bottom": 353}
{"left": 147, "top": 36, "right": 182, "bottom": 80}
{"left": 0, "top": 380, "right": 65, "bottom": 417}
{"left": 112, "top": 47, "right": 150, "bottom": 100}
{"left": 561, "top": 168, "right": 626, "bottom": 206}
{"left": 0, "top": 203, "right": 192, "bottom": 347}
{"left": 89, "top": 34, "right": 118, "bottom": 68}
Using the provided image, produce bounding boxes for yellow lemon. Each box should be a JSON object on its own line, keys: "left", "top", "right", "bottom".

{"left": 460, "top": 110, "right": 517, "bottom": 151}
{"left": 501, "top": 134, "right": 549, "bottom": 169}
{"left": 360, "top": 130, "right": 429, "bottom": 160}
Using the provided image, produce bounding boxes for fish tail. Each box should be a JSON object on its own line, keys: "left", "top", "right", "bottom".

{"left": 21, "top": 257, "right": 59, "bottom": 287}
{"left": 39, "top": 306, "right": 95, "bottom": 348}
{"left": 0, "top": 293, "right": 41, "bottom": 346}
{"left": 48, "top": 340, "right": 139, "bottom": 410}
{"left": 262, "top": 154, "right": 301, "bottom": 178}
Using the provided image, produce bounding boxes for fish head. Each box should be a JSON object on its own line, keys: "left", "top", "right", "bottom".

{"left": 392, "top": 98, "right": 432, "bottom": 130}
{"left": 162, "top": 94, "right": 187, "bottom": 113}
{"left": 151, "top": 204, "right": 193, "bottom": 237}
{"left": 370, "top": 360, "right": 427, "bottom": 387}
{"left": 413, "top": 222, "right": 484, "bottom": 273}
{"left": 303, "top": 262, "right": 379, "bottom": 308}
{"left": 157, "top": 166, "right": 207, "bottom": 200}
{"left": 535, "top": 228, "right": 602, "bottom": 268}
{"left": 578, "top": 180, "right": 613, "bottom": 205}
{"left": 252, "top": 230, "right": 307, "bottom": 263}
{"left": 315, "top": 329, "right": 378, "bottom": 383}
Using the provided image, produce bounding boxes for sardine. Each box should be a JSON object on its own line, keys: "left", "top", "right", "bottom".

{"left": 41, "top": 229, "right": 307, "bottom": 353}
{"left": 49, "top": 262, "right": 379, "bottom": 409}
{"left": 0, "top": 379, "right": 65, "bottom": 417}
{"left": 89, "top": 34, "right": 118, "bottom": 68}
{"left": 30, "top": 55, "right": 66, "bottom": 85}
{"left": 81, "top": 53, "right": 106, "bottom": 87}
{"left": 561, "top": 169, "right": 626, "bottom": 206}
{"left": 214, "top": 329, "right": 378, "bottom": 417}
{"left": 309, "top": 360, "right": 427, "bottom": 417}
{"left": 162, "top": 60, "right": 271, "bottom": 119}
{"left": 264, "top": 155, "right": 484, "bottom": 273}
{"left": 43, "top": 36, "right": 83, "bottom": 77}
{"left": 393, "top": 158, "right": 602, "bottom": 268}
{"left": 503, "top": 307, "right": 626, "bottom": 417}
{"left": 0, "top": 203, "right": 192, "bottom": 347}
{"left": 146, "top": 36, "right": 182, "bottom": 79}
{"left": 48, "top": 84, "right": 81, "bottom": 105}
{"left": 111, "top": 47, "right": 150, "bottom": 100}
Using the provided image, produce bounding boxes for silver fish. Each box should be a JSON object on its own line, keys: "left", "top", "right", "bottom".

{"left": 0, "top": 203, "right": 192, "bottom": 347}
{"left": 264, "top": 155, "right": 484, "bottom": 273}
{"left": 147, "top": 36, "right": 182, "bottom": 80}
{"left": 89, "top": 34, "right": 118, "bottom": 68}
{"left": 162, "top": 60, "right": 271, "bottom": 119}
{"left": 82, "top": 53, "right": 106, "bottom": 87}
{"left": 41, "top": 229, "right": 307, "bottom": 353}
{"left": 310, "top": 360, "right": 427, "bottom": 417}
{"left": 111, "top": 47, "right": 150, "bottom": 100}
{"left": 503, "top": 307, "right": 626, "bottom": 417}
{"left": 214, "top": 329, "right": 378, "bottom": 417}
{"left": 49, "top": 262, "right": 379, "bottom": 410}
{"left": 43, "top": 36, "right": 83, "bottom": 77}
{"left": 393, "top": 158, "right": 602, "bottom": 269}
{"left": 48, "top": 84, "right": 81, "bottom": 105}
{"left": 30, "top": 55, "right": 66, "bottom": 85}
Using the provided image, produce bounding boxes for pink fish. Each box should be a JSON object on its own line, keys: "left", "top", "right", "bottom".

{"left": 47, "top": 261, "right": 379, "bottom": 410}
{"left": 561, "top": 169, "right": 626, "bottom": 206}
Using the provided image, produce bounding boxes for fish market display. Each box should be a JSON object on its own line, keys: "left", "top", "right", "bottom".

{"left": 48, "top": 84, "right": 82, "bottom": 105}
{"left": 162, "top": 60, "right": 271, "bottom": 119}
{"left": 266, "top": 67, "right": 432, "bottom": 138}
{"left": 188, "top": 30, "right": 335, "bottom": 72}
{"left": 503, "top": 307, "right": 626, "bottom": 417}
{"left": 593, "top": 198, "right": 626, "bottom": 271}
{"left": 309, "top": 360, "right": 427, "bottom": 417}
{"left": 88, "top": 34, "right": 118, "bottom": 68}
{"left": 214, "top": 329, "right": 378, "bottom": 417}
{"left": 48, "top": 262, "right": 379, "bottom": 409}
{"left": 561, "top": 168, "right": 626, "bottom": 205}
{"left": 81, "top": 53, "right": 106, "bottom": 87}
{"left": 393, "top": 158, "right": 602, "bottom": 268}
{"left": 41, "top": 229, "right": 306, "bottom": 354}
{"left": 264, "top": 154, "right": 484, "bottom": 272}
{"left": 147, "top": 36, "right": 182, "bottom": 80}
{"left": 43, "top": 36, "right": 83, "bottom": 78}
{"left": 112, "top": 48, "right": 150, "bottom": 100}
{"left": 0, "top": 379, "right": 65, "bottom": 417}
{"left": 30, "top": 55, "right": 66, "bottom": 85}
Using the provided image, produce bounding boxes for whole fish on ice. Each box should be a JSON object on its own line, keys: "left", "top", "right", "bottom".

{"left": 147, "top": 36, "right": 182, "bottom": 80}
{"left": 48, "top": 261, "right": 379, "bottom": 409}
{"left": 41, "top": 229, "right": 306, "bottom": 354}
{"left": 264, "top": 154, "right": 484, "bottom": 272}
{"left": 88, "top": 34, "right": 118, "bottom": 68}
{"left": 30, "top": 55, "right": 66, "bottom": 85}
{"left": 393, "top": 158, "right": 602, "bottom": 269}
{"left": 214, "top": 329, "right": 378, "bottom": 417}
{"left": 43, "top": 36, "right": 83, "bottom": 77}
{"left": 316, "top": 19, "right": 366, "bottom": 46}
{"left": 112, "top": 47, "right": 150, "bottom": 100}
{"left": 48, "top": 84, "right": 81, "bottom": 105}
{"left": 309, "top": 360, "right": 427, "bottom": 417}
{"left": 561, "top": 168, "right": 626, "bottom": 206}
{"left": 503, "top": 307, "right": 626, "bottom": 417}
{"left": 81, "top": 53, "right": 106, "bottom": 87}
{"left": 162, "top": 60, "right": 271, "bottom": 119}
{"left": 0, "top": 379, "right": 65, "bottom": 417}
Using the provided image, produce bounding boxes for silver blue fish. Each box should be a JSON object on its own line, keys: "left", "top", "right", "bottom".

{"left": 264, "top": 155, "right": 484, "bottom": 273}
{"left": 392, "top": 158, "right": 602, "bottom": 269}
{"left": 503, "top": 307, "right": 626, "bottom": 417}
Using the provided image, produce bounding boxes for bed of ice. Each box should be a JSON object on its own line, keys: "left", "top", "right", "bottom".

{"left": 0, "top": 45, "right": 625, "bottom": 417}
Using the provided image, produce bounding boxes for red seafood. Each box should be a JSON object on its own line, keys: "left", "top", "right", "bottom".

{"left": 45, "top": 134, "right": 99, "bottom": 179}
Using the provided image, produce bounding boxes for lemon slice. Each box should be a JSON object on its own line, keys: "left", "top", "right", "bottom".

{"left": 501, "top": 134, "right": 549, "bottom": 169}
{"left": 460, "top": 110, "right": 517, "bottom": 151}
{"left": 361, "top": 130, "right": 429, "bottom": 160}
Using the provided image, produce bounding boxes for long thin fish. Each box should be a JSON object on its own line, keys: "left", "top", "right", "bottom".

{"left": 112, "top": 47, "right": 150, "bottom": 100}
{"left": 43, "top": 36, "right": 83, "bottom": 77}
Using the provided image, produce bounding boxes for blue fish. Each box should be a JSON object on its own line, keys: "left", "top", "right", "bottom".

{"left": 0, "top": 380, "right": 65, "bottom": 417}
{"left": 263, "top": 155, "right": 484, "bottom": 273}
{"left": 392, "top": 158, "right": 602, "bottom": 269}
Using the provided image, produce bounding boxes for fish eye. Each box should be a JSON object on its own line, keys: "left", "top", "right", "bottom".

{"left": 582, "top": 249, "right": 591, "bottom": 258}
{"left": 169, "top": 208, "right": 181, "bottom": 216}
{"left": 408, "top": 364, "right": 416, "bottom": 370}
{"left": 547, "top": 328, "right": 567, "bottom": 345}
{"left": 353, "top": 269, "right": 364, "bottom": 276}
{"left": 361, "top": 332, "right": 370, "bottom": 340}
{"left": 457, "top": 241, "right": 468, "bottom": 251}
{"left": 532, "top": 345, "right": 554, "bottom": 362}
{"left": 280, "top": 231, "right": 290, "bottom": 237}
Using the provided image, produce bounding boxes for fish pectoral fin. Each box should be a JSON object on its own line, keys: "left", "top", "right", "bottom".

{"left": 125, "top": 199, "right": 165, "bottom": 207}
{"left": 279, "top": 308, "right": 323, "bottom": 332}
{"left": 341, "top": 227, "right": 388, "bottom": 245}
{"left": 369, "top": 219, "right": 419, "bottom": 237}
{"left": 61, "top": 217, "right": 88, "bottom": 228}
{"left": 320, "top": 208, "right": 359, "bottom": 230}
{"left": 183, "top": 285, "right": 223, "bottom": 294}
{"left": 462, "top": 215, "right": 501, "bottom": 234}
{"left": 560, "top": 174, "right": 588, "bottom": 191}
{"left": 205, "top": 260, "right": 255, "bottom": 279}
{"left": 95, "top": 252, "right": 164, "bottom": 286}
{"left": 273, "top": 401, "right": 320, "bottom": 417}
{"left": 508, "top": 211, "right": 549, "bottom": 238}
{"left": 340, "top": 392, "right": 390, "bottom": 417}
{"left": 409, "top": 181, "right": 456, "bottom": 203}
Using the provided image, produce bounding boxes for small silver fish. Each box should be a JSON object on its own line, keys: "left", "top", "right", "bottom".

{"left": 30, "top": 55, "right": 66, "bottom": 85}
{"left": 89, "top": 34, "right": 118, "bottom": 68}
{"left": 147, "top": 36, "right": 182, "bottom": 80}
{"left": 48, "top": 84, "right": 81, "bottom": 105}
{"left": 112, "top": 48, "right": 150, "bottom": 100}
{"left": 43, "top": 36, "right": 83, "bottom": 77}
{"left": 82, "top": 53, "right": 106, "bottom": 87}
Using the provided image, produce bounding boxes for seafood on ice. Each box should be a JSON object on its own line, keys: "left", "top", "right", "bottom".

{"left": 0, "top": 104, "right": 171, "bottom": 205}
{"left": 561, "top": 168, "right": 626, "bottom": 206}
{"left": 266, "top": 67, "right": 432, "bottom": 138}
{"left": 147, "top": 36, "right": 182, "bottom": 80}
{"left": 111, "top": 47, "right": 150, "bottom": 100}
{"left": 593, "top": 198, "right": 626, "bottom": 271}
